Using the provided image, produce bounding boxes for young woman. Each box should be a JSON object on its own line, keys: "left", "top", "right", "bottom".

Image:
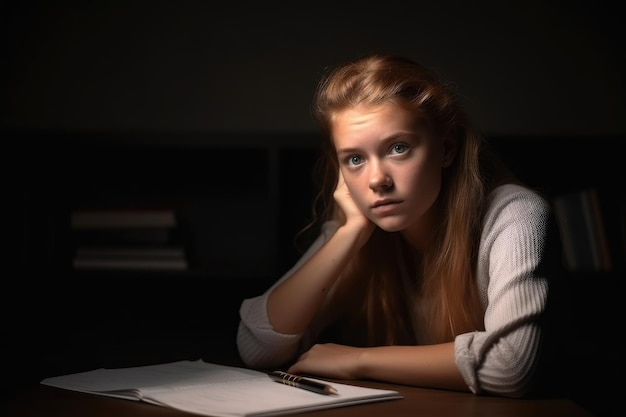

{"left": 236, "top": 54, "right": 565, "bottom": 398}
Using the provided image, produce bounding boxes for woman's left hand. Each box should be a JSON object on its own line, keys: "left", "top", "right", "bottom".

{"left": 287, "top": 343, "right": 365, "bottom": 380}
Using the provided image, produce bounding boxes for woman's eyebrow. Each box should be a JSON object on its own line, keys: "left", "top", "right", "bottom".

{"left": 380, "top": 132, "right": 412, "bottom": 144}
{"left": 336, "top": 131, "right": 416, "bottom": 155}
{"left": 335, "top": 146, "right": 360, "bottom": 154}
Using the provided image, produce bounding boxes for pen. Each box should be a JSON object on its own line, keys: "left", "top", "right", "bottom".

{"left": 268, "top": 371, "right": 338, "bottom": 395}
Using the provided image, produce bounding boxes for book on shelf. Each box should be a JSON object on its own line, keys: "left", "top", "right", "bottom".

{"left": 70, "top": 207, "right": 188, "bottom": 272}
{"left": 73, "top": 246, "right": 188, "bottom": 271}
{"left": 552, "top": 187, "right": 612, "bottom": 272}
{"left": 40, "top": 359, "right": 402, "bottom": 417}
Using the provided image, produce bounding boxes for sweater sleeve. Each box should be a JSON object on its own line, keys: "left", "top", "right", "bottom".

{"left": 237, "top": 221, "right": 340, "bottom": 368}
{"left": 454, "top": 184, "right": 551, "bottom": 398}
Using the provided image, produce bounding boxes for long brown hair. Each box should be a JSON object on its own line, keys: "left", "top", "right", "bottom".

{"left": 307, "top": 54, "right": 509, "bottom": 346}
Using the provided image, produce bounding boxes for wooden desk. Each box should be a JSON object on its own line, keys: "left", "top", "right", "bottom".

{"left": 2, "top": 381, "right": 594, "bottom": 417}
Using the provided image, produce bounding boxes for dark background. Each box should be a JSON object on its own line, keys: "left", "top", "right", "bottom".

{"left": 2, "top": 1, "right": 624, "bottom": 134}
{"left": 2, "top": 1, "right": 624, "bottom": 416}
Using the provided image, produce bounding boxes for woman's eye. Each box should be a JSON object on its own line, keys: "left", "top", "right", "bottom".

{"left": 346, "top": 155, "right": 363, "bottom": 166}
{"left": 390, "top": 143, "right": 409, "bottom": 155}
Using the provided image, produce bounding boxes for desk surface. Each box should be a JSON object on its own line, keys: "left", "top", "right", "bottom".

{"left": 2, "top": 381, "right": 594, "bottom": 417}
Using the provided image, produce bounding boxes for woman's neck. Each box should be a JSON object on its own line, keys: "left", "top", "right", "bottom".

{"left": 400, "top": 203, "right": 440, "bottom": 253}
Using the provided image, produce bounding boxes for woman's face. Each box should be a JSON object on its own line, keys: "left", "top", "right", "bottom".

{"left": 332, "top": 103, "right": 450, "bottom": 237}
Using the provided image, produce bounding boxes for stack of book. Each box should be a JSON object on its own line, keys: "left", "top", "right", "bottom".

{"left": 71, "top": 207, "right": 188, "bottom": 272}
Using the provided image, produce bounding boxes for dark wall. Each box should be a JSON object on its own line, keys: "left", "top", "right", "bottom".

{"left": 2, "top": 0, "right": 624, "bottom": 136}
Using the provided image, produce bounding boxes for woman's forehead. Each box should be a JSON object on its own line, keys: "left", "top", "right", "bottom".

{"left": 331, "top": 103, "right": 426, "bottom": 134}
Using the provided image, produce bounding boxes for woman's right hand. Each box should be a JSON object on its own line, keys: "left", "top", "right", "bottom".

{"left": 333, "top": 170, "right": 375, "bottom": 245}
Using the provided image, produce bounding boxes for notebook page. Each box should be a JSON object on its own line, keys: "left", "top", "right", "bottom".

{"left": 41, "top": 360, "right": 262, "bottom": 396}
{"left": 145, "top": 375, "right": 402, "bottom": 417}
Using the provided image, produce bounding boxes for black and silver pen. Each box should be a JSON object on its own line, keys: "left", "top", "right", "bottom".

{"left": 268, "top": 371, "right": 338, "bottom": 395}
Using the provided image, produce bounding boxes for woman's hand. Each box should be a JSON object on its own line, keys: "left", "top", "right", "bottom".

{"left": 334, "top": 171, "right": 375, "bottom": 245}
{"left": 287, "top": 343, "right": 366, "bottom": 380}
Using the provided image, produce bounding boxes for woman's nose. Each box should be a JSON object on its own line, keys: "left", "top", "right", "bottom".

{"left": 369, "top": 165, "right": 392, "bottom": 191}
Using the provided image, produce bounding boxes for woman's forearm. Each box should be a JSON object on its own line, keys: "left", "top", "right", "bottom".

{"left": 288, "top": 342, "right": 469, "bottom": 392}
{"left": 359, "top": 343, "right": 469, "bottom": 392}
{"left": 267, "top": 222, "right": 368, "bottom": 334}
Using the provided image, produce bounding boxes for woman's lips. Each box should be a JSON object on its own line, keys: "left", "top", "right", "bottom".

{"left": 371, "top": 200, "right": 402, "bottom": 214}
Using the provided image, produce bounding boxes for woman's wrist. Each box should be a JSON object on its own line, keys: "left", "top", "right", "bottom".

{"left": 339, "top": 217, "right": 375, "bottom": 248}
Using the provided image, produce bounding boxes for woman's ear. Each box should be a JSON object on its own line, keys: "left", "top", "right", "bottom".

{"left": 442, "top": 137, "right": 458, "bottom": 167}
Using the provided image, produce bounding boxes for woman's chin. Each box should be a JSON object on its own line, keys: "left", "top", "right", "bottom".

{"left": 373, "top": 218, "right": 408, "bottom": 233}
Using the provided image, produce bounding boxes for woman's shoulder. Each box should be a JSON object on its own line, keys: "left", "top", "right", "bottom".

{"left": 484, "top": 183, "right": 551, "bottom": 231}
{"left": 487, "top": 183, "right": 549, "bottom": 212}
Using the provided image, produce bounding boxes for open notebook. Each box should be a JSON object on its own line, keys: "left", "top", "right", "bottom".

{"left": 41, "top": 359, "right": 402, "bottom": 417}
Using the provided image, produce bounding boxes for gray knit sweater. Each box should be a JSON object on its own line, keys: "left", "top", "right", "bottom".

{"left": 237, "top": 184, "right": 551, "bottom": 398}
